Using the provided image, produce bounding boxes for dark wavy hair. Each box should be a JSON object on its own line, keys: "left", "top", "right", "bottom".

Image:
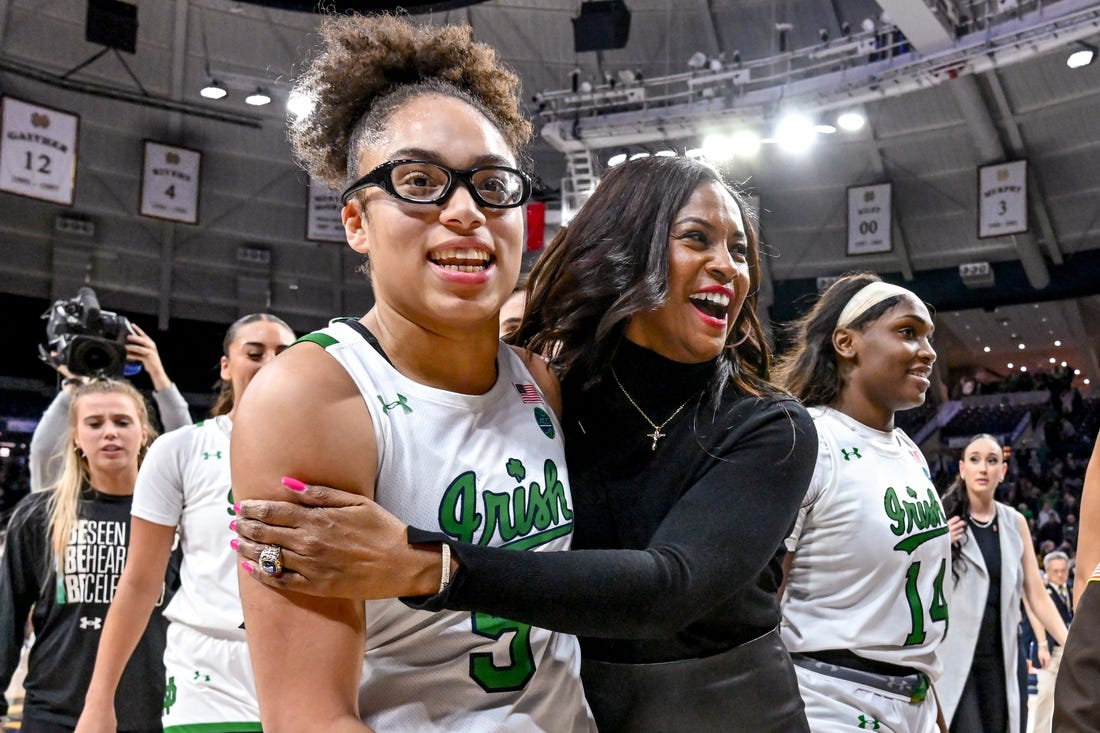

{"left": 511, "top": 155, "right": 773, "bottom": 403}
{"left": 941, "top": 433, "right": 1003, "bottom": 579}
{"left": 210, "top": 313, "right": 294, "bottom": 417}
{"left": 288, "top": 13, "right": 532, "bottom": 188}
{"left": 773, "top": 272, "right": 908, "bottom": 406}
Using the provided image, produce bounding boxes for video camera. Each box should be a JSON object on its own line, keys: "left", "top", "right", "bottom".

{"left": 41, "top": 287, "right": 132, "bottom": 378}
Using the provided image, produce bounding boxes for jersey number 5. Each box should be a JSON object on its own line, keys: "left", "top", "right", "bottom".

{"left": 903, "top": 558, "right": 948, "bottom": 646}
{"left": 469, "top": 612, "right": 536, "bottom": 692}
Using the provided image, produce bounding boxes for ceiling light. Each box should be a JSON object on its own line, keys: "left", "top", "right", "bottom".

{"left": 287, "top": 90, "right": 313, "bottom": 119}
{"left": 815, "top": 124, "right": 837, "bottom": 134}
{"left": 730, "top": 129, "right": 761, "bottom": 158}
{"left": 629, "top": 151, "right": 651, "bottom": 161}
{"left": 607, "top": 152, "right": 628, "bottom": 167}
{"left": 775, "top": 114, "right": 816, "bottom": 153}
{"left": 837, "top": 111, "right": 865, "bottom": 132}
{"left": 1085, "top": 379, "right": 1092, "bottom": 385}
{"left": 1074, "top": 369, "right": 1081, "bottom": 375}
{"left": 1054, "top": 340, "right": 1062, "bottom": 346}
{"left": 1018, "top": 343, "right": 1025, "bottom": 349}
{"left": 1067, "top": 43, "right": 1097, "bottom": 69}
{"left": 1007, "top": 363, "right": 1014, "bottom": 369}
{"left": 1021, "top": 366, "right": 1028, "bottom": 372}
{"left": 1050, "top": 357, "right": 1057, "bottom": 364}
{"left": 1061, "top": 361, "right": 1068, "bottom": 367}
{"left": 245, "top": 87, "right": 271, "bottom": 106}
{"left": 701, "top": 133, "right": 734, "bottom": 162}
{"left": 984, "top": 346, "right": 991, "bottom": 353}
{"left": 618, "top": 69, "right": 639, "bottom": 85}
{"left": 200, "top": 79, "right": 227, "bottom": 100}
{"left": 655, "top": 149, "right": 677, "bottom": 157}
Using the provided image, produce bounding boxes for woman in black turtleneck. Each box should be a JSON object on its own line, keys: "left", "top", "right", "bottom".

{"left": 232, "top": 155, "right": 817, "bottom": 732}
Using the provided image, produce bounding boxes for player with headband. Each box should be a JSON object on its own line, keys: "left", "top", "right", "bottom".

{"left": 775, "top": 272, "right": 950, "bottom": 732}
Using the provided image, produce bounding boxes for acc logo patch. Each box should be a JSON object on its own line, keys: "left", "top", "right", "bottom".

{"left": 533, "top": 407, "right": 555, "bottom": 439}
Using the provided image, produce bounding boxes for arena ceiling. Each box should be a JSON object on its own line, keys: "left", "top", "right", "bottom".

{"left": 0, "top": 0, "right": 1098, "bottom": 389}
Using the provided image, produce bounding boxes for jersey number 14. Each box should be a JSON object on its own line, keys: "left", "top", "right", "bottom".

{"left": 903, "top": 558, "right": 948, "bottom": 645}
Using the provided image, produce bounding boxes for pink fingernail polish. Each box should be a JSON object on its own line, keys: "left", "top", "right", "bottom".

{"left": 233, "top": 503, "right": 241, "bottom": 514}
{"left": 241, "top": 561, "right": 254, "bottom": 574}
{"left": 230, "top": 538, "right": 240, "bottom": 551}
{"left": 282, "top": 476, "right": 308, "bottom": 492}
{"left": 229, "top": 519, "right": 238, "bottom": 531}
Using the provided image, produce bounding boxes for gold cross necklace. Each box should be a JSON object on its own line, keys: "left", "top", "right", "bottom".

{"left": 611, "top": 367, "right": 694, "bottom": 450}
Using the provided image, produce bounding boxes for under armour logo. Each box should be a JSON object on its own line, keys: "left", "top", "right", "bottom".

{"left": 858, "top": 715, "right": 881, "bottom": 730}
{"left": 202, "top": 450, "right": 223, "bottom": 460}
{"left": 841, "top": 447, "right": 862, "bottom": 461}
{"left": 378, "top": 393, "right": 412, "bottom": 415}
{"left": 79, "top": 616, "right": 103, "bottom": 629}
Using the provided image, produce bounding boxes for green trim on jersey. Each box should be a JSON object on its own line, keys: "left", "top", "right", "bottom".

{"left": 164, "top": 723, "right": 263, "bottom": 733}
{"left": 296, "top": 332, "right": 339, "bottom": 349}
{"left": 500, "top": 523, "right": 574, "bottom": 551}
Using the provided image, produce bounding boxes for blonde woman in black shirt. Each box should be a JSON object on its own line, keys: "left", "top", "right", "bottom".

{"left": 0, "top": 380, "right": 168, "bottom": 731}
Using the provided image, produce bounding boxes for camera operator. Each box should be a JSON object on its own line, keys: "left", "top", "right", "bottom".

{"left": 30, "top": 322, "right": 191, "bottom": 492}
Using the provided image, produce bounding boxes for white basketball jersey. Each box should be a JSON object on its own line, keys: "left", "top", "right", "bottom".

{"left": 305, "top": 320, "right": 595, "bottom": 733}
{"left": 132, "top": 415, "right": 245, "bottom": 638}
{"left": 781, "top": 406, "right": 950, "bottom": 678}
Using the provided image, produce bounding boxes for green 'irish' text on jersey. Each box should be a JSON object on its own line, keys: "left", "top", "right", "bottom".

{"left": 305, "top": 321, "right": 595, "bottom": 733}
{"left": 781, "top": 406, "right": 951, "bottom": 679}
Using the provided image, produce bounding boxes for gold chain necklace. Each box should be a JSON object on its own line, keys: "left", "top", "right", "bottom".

{"left": 611, "top": 367, "right": 694, "bottom": 451}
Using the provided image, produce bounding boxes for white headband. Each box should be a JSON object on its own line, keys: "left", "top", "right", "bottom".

{"left": 836, "top": 281, "right": 916, "bottom": 329}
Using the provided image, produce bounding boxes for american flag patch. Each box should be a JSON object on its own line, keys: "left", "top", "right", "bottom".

{"left": 514, "top": 383, "right": 543, "bottom": 404}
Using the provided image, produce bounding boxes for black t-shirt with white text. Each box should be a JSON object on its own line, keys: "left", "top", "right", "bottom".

{"left": 0, "top": 487, "right": 176, "bottom": 730}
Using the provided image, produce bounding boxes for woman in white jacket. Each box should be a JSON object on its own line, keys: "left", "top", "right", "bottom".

{"left": 937, "top": 433, "right": 1069, "bottom": 733}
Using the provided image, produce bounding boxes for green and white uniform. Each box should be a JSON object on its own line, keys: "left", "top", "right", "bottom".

{"left": 781, "top": 406, "right": 950, "bottom": 732}
{"left": 132, "top": 415, "right": 261, "bottom": 732}
{"left": 304, "top": 320, "right": 595, "bottom": 732}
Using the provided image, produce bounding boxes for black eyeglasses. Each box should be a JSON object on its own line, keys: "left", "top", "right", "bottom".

{"left": 341, "top": 159, "right": 533, "bottom": 209}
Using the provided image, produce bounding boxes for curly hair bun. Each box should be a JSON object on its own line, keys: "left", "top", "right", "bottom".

{"left": 289, "top": 13, "right": 532, "bottom": 188}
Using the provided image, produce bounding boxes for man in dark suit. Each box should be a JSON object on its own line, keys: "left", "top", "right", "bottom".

{"left": 1034, "top": 551, "right": 1073, "bottom": 733}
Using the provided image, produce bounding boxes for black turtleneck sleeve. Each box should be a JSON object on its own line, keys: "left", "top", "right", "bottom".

{"left": 407, "top": 343, "right": 817, "bottom": 663}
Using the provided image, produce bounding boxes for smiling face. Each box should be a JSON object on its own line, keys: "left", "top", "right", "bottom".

{"left": 959, "top": 435, "right": 1008, "bottom": 499}
{"left": 837, "top": 294, "right": 937, "bottom": 422}
{"left": 342, "top": 93, "right": 524, "bottom": 335}
{"left": 220, "top": 319, "right": 295, "bottom": 409}
{"left": 72, "top": 392, "right": 146, "bottom": 480}
{"left": 623, "top": 181, "right": 750, "bottom": 363}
